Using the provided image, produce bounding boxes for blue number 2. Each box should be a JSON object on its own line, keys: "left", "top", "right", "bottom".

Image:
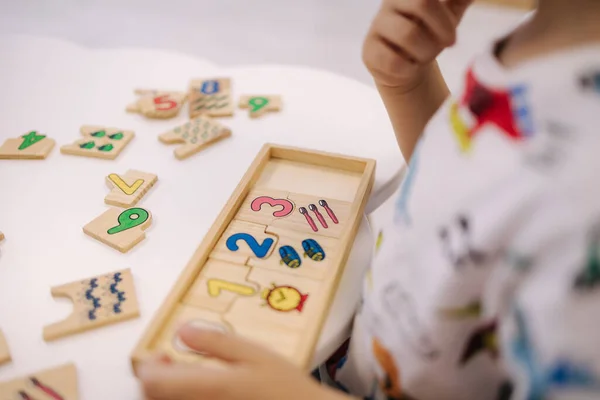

{"left": 226, "top": 233, "right": 274, "bottom": 258}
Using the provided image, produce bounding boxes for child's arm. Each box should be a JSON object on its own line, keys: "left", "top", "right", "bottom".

{"left": 138, "top": 324, "right": 354, "bottom": 400}
{"left": 362, "top": 0, "right": 473, "bottom": 161}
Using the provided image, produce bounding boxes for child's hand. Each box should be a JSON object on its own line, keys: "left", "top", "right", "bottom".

{"left": 138, "top": 324, "right": 349, "bottom": 400}
{"left": 363, "top": 0, "right": 473, "bottom": 90}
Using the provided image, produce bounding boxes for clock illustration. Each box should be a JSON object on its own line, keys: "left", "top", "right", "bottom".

{"left": 261, "top": 284, "right": 308, "bottom": 312}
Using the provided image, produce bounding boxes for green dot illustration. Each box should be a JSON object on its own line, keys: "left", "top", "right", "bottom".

{"left": 109, "top": 132, "right": 124, "bottom": 140}
{"left": 249, "top": 97, "right": 269, "bottom": 112}
{"left": 91, "top": 130, "right": 106, "bottom": 138}
{"left": 80, "top": 141, "right": 95, "bottom": 149}
{"left": 107, "top": 208, "right": 149, "bottom": 235}
{"left": 98, "top": 144, "right": 114, "bottom": 152}
{"left": 18, "top": 131, "right": 46, "bottom": 150}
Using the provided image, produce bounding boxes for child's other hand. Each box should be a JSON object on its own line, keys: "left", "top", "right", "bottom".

{"left": 363, "top": 0, "right": 473, "bottom": 90}
{"left": 139, "top": 324, "right": 348, "bottom": 400}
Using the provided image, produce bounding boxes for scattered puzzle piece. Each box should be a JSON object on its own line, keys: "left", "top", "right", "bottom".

{"left": 0, "top": 131, "right": 55, "bottom": 159}
{"left": 0, "top": 330, "right": 10, "bottom": 365}
{"left": 158, "top": 116, "right": 231, "bottom": 160}
{"left": 126, "top": 89, "right": 187, "bottom": 119}
{"left": 0, "top": 363, "right": 78, "bottom": 399}
{"left": 210, "top": 220, "right": 278, "bottom": 265}
{"left": 43, "top": 269, "right": 139, "bottom": 342}
{"left": 0, "top": 231, "right": 4, "bottom": 241}
{"left": 104, "top": 170, "right": 158, "bottom": 208}
{"left": 189, "top": 78, "right": 234, "bottom": 118}
{"left": 60, "top": 125, "right": 134, "bottom": 160}
{"left": 83, "top": 207, "right": 152, "bottom": 253}
{"left": 239, "top": 95, "right": 282, "bottom": 118}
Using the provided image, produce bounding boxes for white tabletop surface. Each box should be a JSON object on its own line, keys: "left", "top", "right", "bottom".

{"left": 0, "top": 34, "right": 391, "bottom": 399}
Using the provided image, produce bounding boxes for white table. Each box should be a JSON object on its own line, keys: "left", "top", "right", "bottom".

{"left": 0, "top": 35, "right": 401, "bottom": 399}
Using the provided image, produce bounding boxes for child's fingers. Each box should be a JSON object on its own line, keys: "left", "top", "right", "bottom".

{"left": 445, "top": 0, "right": 474, "bottom": 20}
{"left": 177, "top": 324, "right": 272, "bottom": 364}
{"left": 388, "top": 0, "right": 458, "bottom": 46}
{"left": 139, "top": 363, "right": 227, "bottom": 400}
{"left": 362, "top": 33, "right": 420, "bottom": 84}
{"left": 373, "top": 11, "right": 443, "bottom": 63}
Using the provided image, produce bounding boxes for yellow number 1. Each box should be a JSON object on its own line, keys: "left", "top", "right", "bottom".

{"left": 207, "top": 279, "right": 256, "bottom": 297}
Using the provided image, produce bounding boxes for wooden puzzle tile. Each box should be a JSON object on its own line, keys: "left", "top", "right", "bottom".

{"left": 0, "top": 330, "right": 10, "bottom": 366}
{"left": 43, "top": 269, "right": 139, "bottom": 342}
{"left": 239, "top": 95, "right": 282, "bottom": 118}
{"left": 0, "top": 363, "right": 78, "bottom": 399}
{"left": 83, "top": 207, "right": 152, "bottom": 253}
{"left": 224, "top": 268, "right": 324, "bottom": 332}
{"left": 0, "top": 131, "right": 55, "bottom": 159}
{"left": 210, "top": 220, "right": 278, "bottom": 265}
{"left": 60, "top": 125, "right": 134, "bottom": 160}
{"left": 189, "top": 78, "right": 234, "bottom": 118}
{"left": 248, "top": 226, "right": 338, "bottom": 281}
{"left": 126, "top": 89, "right": 187, "bottom": 119}
{"left": 235, "top": 188, "right": 292, "bottom": 226}
{"left": 269, "top": 193, "right": 351, "bottom": 238}
{"left": 0, "top": 231, "right": 4, "bottom": 241}
{"left": 154, "top": 304, "right": 232, "bottom": 363}
{"left": 104, "top": 169, "right": 158, "bottom": 208}
{"left": 182, "top": 259, "right": 258, "bottom": 313}
{"left": 158, "top": 116, "right": 231, "bottom": 160}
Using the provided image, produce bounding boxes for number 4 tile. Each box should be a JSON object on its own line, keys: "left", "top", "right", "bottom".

{"left": 0, "top": 131, "right": 55, "bottom": 159}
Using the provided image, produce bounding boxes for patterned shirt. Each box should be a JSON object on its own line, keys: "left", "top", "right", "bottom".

{"left": 335, "top": 40, "right": 600, "bottom": 400}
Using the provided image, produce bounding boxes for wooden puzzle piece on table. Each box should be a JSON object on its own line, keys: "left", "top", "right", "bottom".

{"left": 43, "top": 269, "right": 139, "bottom": 341}
{"left": 249, "top": 227, "right": 338, "bottom": 281}
{"left": 182, "top": 259, "right": 258, "bottom": 313}
{"left": 60, "top": 125, "right": 134, "bottom": 160}
{"left": 105, "top": 170, "right": 158, "bottom": 208}
{"left": 239, "top": 95, "right": 282, "bottom": 118}
{"left": 0, "top": 231, "right": 4, "bottom": 241}
{"left": 0, "top": 330, "right": 10, "bottom": 365}
{"left": 126, "top": 89, "right": 187, "bottom": 119}
{"left": 0, "top": 363, "right": 78, "bottom": 399}
{"left": 210, "top": 220, "right": 278, "bottom": 265}
{"left": 158, "top": 116, "right": 231, "bottom": 160}
{"left": 189, "top": 78, "right": 234, "bottom": 118}
{"left": 83, "top": 207, "right": 152, "bottom": 253}
{"left": 0, "top": 131, "right": 55, "bottom": 159}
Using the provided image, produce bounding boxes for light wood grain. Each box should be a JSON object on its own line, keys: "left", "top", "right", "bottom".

{"left": 104, "top": 169, "right": 158, "bottom": 208}
{"left": 0, "top": 131, "right": 55, "bottom": 159}
{"left": 60, "top": 125, "right": 134, "bottom": 160}
{"left": 131, "top": 144, "right": 375, "bottom": 372}
{"left": 0, "top": 330, "right": 10, "bottom": 365}
{"left": 189, "top": 78, "right": 234, "bottom": 118}
{"left": 43, "top": 269, "right": 139, "bottom": 341}
{"left": 83, "top": 207, "right": 152, "bottom": 253}
{"left": 0, "top": 363, "right": 78, "bottom": 399}
{"left": 158, "top": 116, "right": 231, "bottom": 160}
{"left": 126, "top": 89, "right": 187, "bottom": 119}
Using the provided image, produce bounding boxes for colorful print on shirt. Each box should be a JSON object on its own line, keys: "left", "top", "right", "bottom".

{"left": 449, "top": 68, "right": 534, "bottom": 152}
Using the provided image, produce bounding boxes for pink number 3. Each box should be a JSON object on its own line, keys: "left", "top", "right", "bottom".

{"left": 251, "top": 196, "right": 294, "bottom": 217}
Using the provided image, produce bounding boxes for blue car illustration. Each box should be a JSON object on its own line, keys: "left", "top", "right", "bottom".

{"left": 279, "top": 245, "right": 302, "bottom": 268}
{"left": 302, "top": 239, "right": 325, "bottom": 261}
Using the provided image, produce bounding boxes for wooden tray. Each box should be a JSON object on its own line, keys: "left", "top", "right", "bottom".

{"left": 131, "top": 143, "right": 376, "bottom": 371}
